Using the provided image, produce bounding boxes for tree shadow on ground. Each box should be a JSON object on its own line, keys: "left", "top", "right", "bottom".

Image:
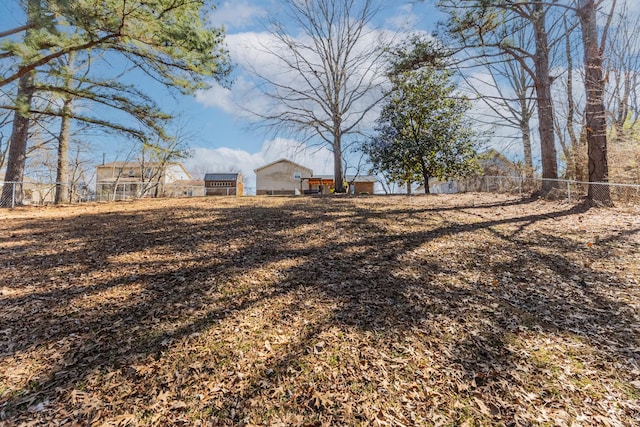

{"left": 1, "top": 196, "right": 638, "bottom": 424}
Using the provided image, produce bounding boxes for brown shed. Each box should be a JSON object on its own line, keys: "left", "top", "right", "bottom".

{"left": 308, "top": 174, "right": 376, "bottom": 194}
{"left": 204, "top": 173, "right": 244, "bottom": 196}
{"left": 349, "top": 175, "right": 376, "bottom": 194}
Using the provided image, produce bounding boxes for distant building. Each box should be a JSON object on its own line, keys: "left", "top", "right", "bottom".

{"left": 478, "top": 149, "right": 521, "bottom": 177}
{"left": 307, "top": 175, "right": 376, "bottom": 194}
{"left": 95, "top": 161, "right": 192, "bottom": 200}
{"left": 416, "top": 149, "right": 522, "bottom": 194}
{"left": 255, "top": 159, "right": 312, "bottom": 195}
{"left": 254, "top": 158, "right": 376, "bottom": 195}
{"left": 204, "top": 173, "right": 244, "bottom": 196}
{"left": 165, "top": 180, "right": 206, "bottom": 198}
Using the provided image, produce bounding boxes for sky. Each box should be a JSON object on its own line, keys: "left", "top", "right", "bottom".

{"left": 164, "top": 0, "right": 440, "bottom": 191}
{"left": 0, "top": 0, "right": 441, "bottom": 192}
{"left": 2, "top": 1, "right": 638, "bottom": 192}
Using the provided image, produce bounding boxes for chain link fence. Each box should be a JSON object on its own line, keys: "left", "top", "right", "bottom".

{"left": 0, "top": 181, "right": 95, "bottom": 207}
{"left": 2, "top": 178, "right": 639, "bottom": 208}
{"left": 457, "top": 176, "right": 640, "bottom": 204}
{"left": 94, "top": 181, "right": 205, "bottom": 201}
{"left": 0, "top": 180, "right": 216, "bottom": 208}
{"left": 0, "top": 182, "right": 18, "bottom": 208}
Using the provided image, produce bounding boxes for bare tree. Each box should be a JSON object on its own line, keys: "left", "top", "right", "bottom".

{"left": 462, "top": 20, "right": 537, "bottom": 179}
{"left": 138, "top": 122, "right": 191, "bottom": 198}
{"left": 553, "top": 15, "right": 585, "bottom": 181}
{"left": 437, "top": 0, "right": 563, "bottom": 191}
{"left": 604, "top": 1, "right": 640, "bottom": 184}
{"left": 249, "top": 0, "right": 389, "bottom": 193}
{"left": 576, "top": 0, "right": 616, "bottom": 204}
{"left": 67, "top": 141, "right": 93, "bottom": 203}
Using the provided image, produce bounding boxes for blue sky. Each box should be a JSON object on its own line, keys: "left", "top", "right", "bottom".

{"left": 3, "top": 1, "right": 635, "bottom": 190}
{"left": 181, "top": 0, "right": 443, "bottom": 189}
{"left": 0, "top": 0, "right": 443, "bottom": 191}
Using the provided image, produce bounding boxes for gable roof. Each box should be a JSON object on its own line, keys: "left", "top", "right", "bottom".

{"left": 254, "top": 158, "right": 312, "bottom": 174}
{"left": 204, "top": 173, "right": 241, "bottom": 181}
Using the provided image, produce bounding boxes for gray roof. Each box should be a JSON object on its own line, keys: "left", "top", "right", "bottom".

{"left": 204, "top": 173, "right": 240, "bottom": 181}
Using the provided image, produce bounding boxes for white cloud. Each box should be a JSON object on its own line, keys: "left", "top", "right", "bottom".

{"left": 385, "top": 4, "right": 417, "bottom": 30}
{"left": 194, "top": 82, "right": 235, "bottom": 112}
{"left": 195, "top": 31, "right": 288, "bottom": 118}
{"left": 184, "top": 138, "right": 334, "bottom": 193}
{"left": 196, "top": 22, "right": 389, "bottom": 132}
{"left": 210, "top": 1, "right": 268, "bottom": 30}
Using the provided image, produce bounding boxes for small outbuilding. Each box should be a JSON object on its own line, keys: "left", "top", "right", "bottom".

{"left": 255, "top": 159, "right": 312, "bottom": 195}
{"left": 254, "top": 158, "right": 377, "bottom": 195}
{"left": 306, "top": 175, "right": 376, "bottom": 194}
{"left": 204, "top": 173, "right": 244, "bottom": 196}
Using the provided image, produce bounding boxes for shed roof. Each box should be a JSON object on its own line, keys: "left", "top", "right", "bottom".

{"left": 204, "top": 173, "right": 240, "bottom": 181}
{"left": 254, "top": 158, "right": 311, "bottom": 173}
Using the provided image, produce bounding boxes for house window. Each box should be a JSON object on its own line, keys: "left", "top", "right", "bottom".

{"left": 294, "top": 172, "right": 301, "bottom": 179}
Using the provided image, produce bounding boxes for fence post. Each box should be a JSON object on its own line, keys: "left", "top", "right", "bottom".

{"left": 518, "top": 177, "right": 522, "bottom": 196}
{"left": 567, "top": 181, "right": 571, "bottom": 203}
{"left": 11, "top": 182, "right": 16, "bottom": 209}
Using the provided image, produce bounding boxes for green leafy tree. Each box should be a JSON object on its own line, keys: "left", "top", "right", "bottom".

{"left": 364, "top": 122, "right": 421, "bottom": 194}
{"left": 365, "top": 43, "right": 480, "bottom": 194}
{"left": 0, "top": 0, "right": 230, "bottom": 91}
{"left": 1, "top": 0, "right": 231, "bottom": 206}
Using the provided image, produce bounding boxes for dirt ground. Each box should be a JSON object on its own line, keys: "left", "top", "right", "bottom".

{"left": 1, "top": 193, "right": 639, "bottom": 426}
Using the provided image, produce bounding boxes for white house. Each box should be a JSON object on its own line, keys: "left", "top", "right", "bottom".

{"left": 95, "top": 161, "right": 192, "bottom": 200}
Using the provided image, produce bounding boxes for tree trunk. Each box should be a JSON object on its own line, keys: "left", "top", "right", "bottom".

{"left": 1, "top": 0, "right": 40, "bottom": 207}
{"left": 423, "top": 178, "right": 430, "bottom": 194}
{"left": 531, "top": 5, "right": 559, "bottom": 192}
{"left": 563, "top": 15, "right": 581, "bottom": 181}
{"left": 1, "top": 71, "right": 35, "bottom": 207}
{"left": 578, "top": 0, "right": 612, "bottom": 204}
{"left": 333, "top": 131, "right": 345, "bottom": 193}
{"left": 520, "top": 116, "right": 534, "bottom": 179}
{"left": 420, "top": 158, "right": 431, "bottom": 194}
{"left": 55, "top": 51, "right": 76, "bottom": 204}
{"left": 55, "top": 97, "right": 73, "bottom": 204}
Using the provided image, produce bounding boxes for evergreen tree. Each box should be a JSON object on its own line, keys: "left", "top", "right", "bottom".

{"left": 364, "top": 39, "right": 480, "bottom": 194}
{"left": 0, "top": 0, "right": 231, "bottom": 206}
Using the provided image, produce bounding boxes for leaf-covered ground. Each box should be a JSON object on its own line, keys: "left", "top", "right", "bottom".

{"left": 1, "top": 194, "right": 639, "bottom": 426}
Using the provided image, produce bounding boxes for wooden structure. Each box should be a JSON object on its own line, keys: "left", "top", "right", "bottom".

{"left": 254, "top": 159, "right": 376, "bottom": 195}
{"left": 305, "top": 175, "right": 376, "bottom": 194}
{"left": 204, "top": 173, "right": 244, "bottom": 196}
{"left": 255, "top": 159, "right": 312, "bottom": 195}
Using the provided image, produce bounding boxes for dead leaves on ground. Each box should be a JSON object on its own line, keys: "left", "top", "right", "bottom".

{"left": 1, "top": 194, "right": 639, "bottom": 426}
